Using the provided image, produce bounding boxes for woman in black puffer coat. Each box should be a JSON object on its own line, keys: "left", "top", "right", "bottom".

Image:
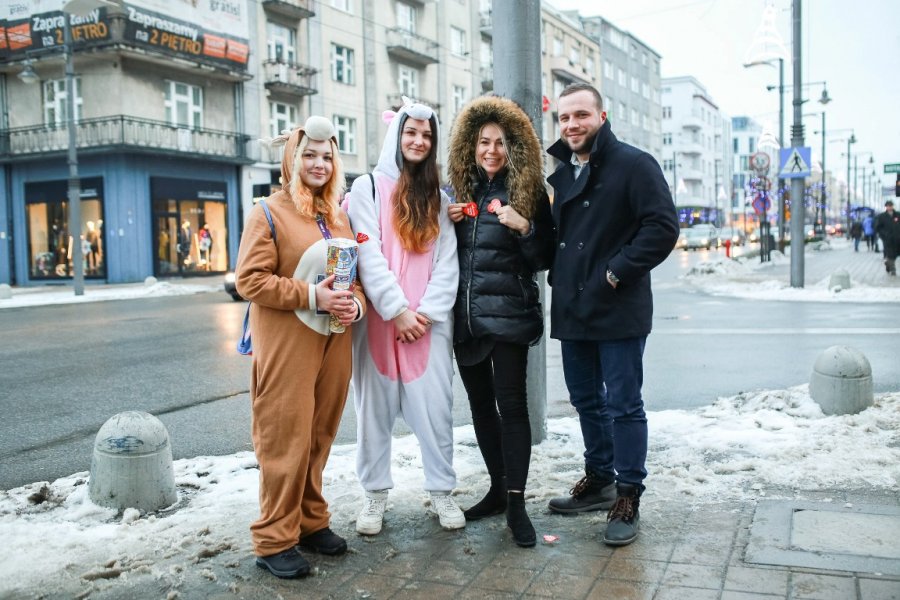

{"left": 447, "top": 96, "right": 555, "bottom": 547}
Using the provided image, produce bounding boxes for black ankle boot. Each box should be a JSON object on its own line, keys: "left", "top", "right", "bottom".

{"left": 602, "top": 483, "right": 641, "bottom": 546}
{"left": 464, "top": 479, "right": 507, "bottom": 520}
{"left": 506, "top": 492, "right": 536, "bottom": 547}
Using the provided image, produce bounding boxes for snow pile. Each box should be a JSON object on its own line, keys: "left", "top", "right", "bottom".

{"left": 0, "top": 281, "right": 220, "bottom": 309}
{"left": 1, "top": 387, "right": 898, "bottom": 596}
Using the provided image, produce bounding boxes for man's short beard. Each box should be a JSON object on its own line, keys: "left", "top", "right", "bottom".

{"left": 566, "top": 129, "right": 599, "bottom": 154}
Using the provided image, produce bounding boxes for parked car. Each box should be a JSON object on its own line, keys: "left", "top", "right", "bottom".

{"left": 224, "top": 272, "right": 243, "bottom": 301}
{"left": 717, "top": 227, "right": 746, "bottom": 246}
{"left": 678, "top": 227, "right": 715, "bottom": 250}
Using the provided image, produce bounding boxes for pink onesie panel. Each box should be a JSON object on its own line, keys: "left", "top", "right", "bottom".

{"left": 366, "top": 177, "right": 435, "bottom": 383}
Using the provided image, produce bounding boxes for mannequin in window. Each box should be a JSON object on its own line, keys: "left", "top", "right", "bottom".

{"left": 85, "top": 221, "right": 101, "bottom": 274}
{"left": 178, "top": 220, "right": 193, "bottom": 266}
{"left": 198, "top": 223, "right": 213, "bottom": 269}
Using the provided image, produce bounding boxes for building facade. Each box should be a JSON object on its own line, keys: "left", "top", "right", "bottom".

{"left": 1, "top": 0, "right": 252, "bottom": 286}
{"left": 576, "top": 14, "right": 662, "bottom": 160}
{"left": 661, "top": 75, "right": 733, "bottom": 227}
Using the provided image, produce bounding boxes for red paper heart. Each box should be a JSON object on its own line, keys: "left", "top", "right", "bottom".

{"left": 462, "top": 202, "right": 479, "bottom": 217}
{"left": 356, "top": 232, "right": 369, "bottom": 244}
{"left": 487, "top": 198, "right": 502, "bottom": 213}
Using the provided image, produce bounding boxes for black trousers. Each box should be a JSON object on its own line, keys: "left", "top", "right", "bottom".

{"left": 457, "top": 342, "right": 531, "bottom": 491}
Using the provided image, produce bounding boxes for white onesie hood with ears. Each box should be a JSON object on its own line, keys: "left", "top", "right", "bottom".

{"left": 374, "top": 96, "right": 440, "bottom": 182}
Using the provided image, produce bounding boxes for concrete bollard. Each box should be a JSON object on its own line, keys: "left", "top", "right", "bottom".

{"left": 828, "top": 269, "right": 851, "bottom": 291}
{"left": 144, "top": 276, "right": 158, "bottom": 287}
{"left": 89, "top": 411, "right": 177, "bottom": 512}
{"left": 0, "top": 284, "right": 11, "bottom": 299}
{"left": 809, "top": 345, "right": 873, "bottom": 415}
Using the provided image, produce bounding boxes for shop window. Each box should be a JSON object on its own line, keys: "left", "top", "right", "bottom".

{"left": 26, "top": 178, "right": 105, "bottom": 280}
{"left": 151, "top": 178, "right": 228, "bottom": 276}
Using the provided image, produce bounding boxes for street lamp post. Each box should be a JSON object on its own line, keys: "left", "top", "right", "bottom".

{"left": 846, "top": 134, "right": 856, "bottom": 230}
{"left": 63, "top": 12, "right": 84, "bottom": 296}
{"left": 788, "top": 0, "right": 804, "bottom": 288}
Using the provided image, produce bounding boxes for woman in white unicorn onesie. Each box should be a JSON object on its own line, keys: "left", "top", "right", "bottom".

{"left": 346, "top": 98, "right": 463, "bottom": 535}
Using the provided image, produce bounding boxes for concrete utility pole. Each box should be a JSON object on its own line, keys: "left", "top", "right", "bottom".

{"left": 493, "top": 0, "right": 547, "bottom": 443}
{"left": 789, "top": 0, "right": 805, "bottom": 288}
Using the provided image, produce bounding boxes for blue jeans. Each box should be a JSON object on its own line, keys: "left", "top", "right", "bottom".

{"left": 560, "top": 337, "right": 648, "bottom": 490}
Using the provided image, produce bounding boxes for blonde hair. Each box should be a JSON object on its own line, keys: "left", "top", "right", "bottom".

{"left": 289, "top": 135, "right": 346, "bottom": 227}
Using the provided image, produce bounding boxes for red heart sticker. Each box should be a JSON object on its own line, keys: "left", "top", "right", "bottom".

{"left": 356, "top": 232, "right": 369, "bottom": 244}
{"left": 462, "top": 202, "right": 479, "bottom": 217}
{"left": 487, "top": 198, "right": 502, "bottom": 214}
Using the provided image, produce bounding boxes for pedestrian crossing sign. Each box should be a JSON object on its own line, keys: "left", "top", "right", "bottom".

{"left": 779, "top": 147, "right": 812, "bottom": 178}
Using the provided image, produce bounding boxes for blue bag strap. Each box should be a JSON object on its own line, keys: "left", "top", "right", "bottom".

{"left": 259, "top": 198, "right": 276, "bottom": 244}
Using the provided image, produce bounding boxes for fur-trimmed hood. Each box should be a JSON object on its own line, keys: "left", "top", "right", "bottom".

{"left": 448, "top": 96, "right": 545, "bottom": 220}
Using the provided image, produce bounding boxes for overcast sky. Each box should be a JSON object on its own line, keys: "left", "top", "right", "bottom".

{"left": 548, "top": 0, "right": 900, "bottom": 196}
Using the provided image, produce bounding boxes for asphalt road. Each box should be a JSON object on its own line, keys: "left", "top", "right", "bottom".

{"left": 2, "top": 246, "right": 897, "bottom": 489}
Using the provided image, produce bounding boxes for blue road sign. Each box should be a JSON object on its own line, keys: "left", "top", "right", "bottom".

{"left": 779, "top": 147, "right": 812, "bottom": 179}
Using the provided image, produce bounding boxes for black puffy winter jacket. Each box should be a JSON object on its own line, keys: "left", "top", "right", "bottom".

{"left": 453, "top": 172, "right": 555, "bottom": 347}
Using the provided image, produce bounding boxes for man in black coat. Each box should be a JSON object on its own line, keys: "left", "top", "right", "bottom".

{"left": 545, "top": 83, "right": 679, "bottom": 546}
{"left": 875, "top": 200, "right": 900, "bottom": 275}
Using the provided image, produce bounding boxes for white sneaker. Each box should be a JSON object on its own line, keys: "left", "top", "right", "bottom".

{"left": 356, "top": 490, "right": 388, "bottom": 535}
{"left": 430, "top": 492, "right": 466, "bottom": 530}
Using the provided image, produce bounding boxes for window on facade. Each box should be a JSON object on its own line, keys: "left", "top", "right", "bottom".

{"left": 396, "top": 2, "right": 416, "bottom": 33}
{"left": 605, "top": 96, "right": 613, "bottom": 115}
{"left": 619, "top": 102, "right": 626, "bottom": 120}
{"left": 331, "top": 43, "right": 355, "bottom": 84}
{"left": 608, "top": 29, "right": 622, "bottom": 49}
{"left": 603, "top": 60, "right": 613, "bottom": 79}
{"left": 553, "top": 78, "right": 565, "bottom": 100}
{"left": 663, "top": 159, "right": 674, "bottom": 171}
{"left": 334, "top": 115, "right": 357, "bottom": 154}
{"left": 452, "top": 85, "right": 467, "bottom": 118}
{"left": 552, "top": 37, "right": 563, "bottom": 57}
{"left": 43, "top": 78, "right": 83, "bottom": 125}
{"left": 569, "top": 45, "right": 580, "bottom": 65}
{"left": 398, "top": 65, "right": 419, "bottom": 97}
{"left": 748, "top": 136, "right": 756, "bottom": 151}
{"left": 631, "top": 108, "right": 638, "bottom": 126}
{"left": 331, "top": 0, "right": 352, "bottom": 11}
{"left": 733, "top": 137, "right": 739, "bottom": 153}
{"left": 662, "top": 106, "right": 671, "bottom": 119}
{"left": 450, "top": 26, "right": 466, "bottom": 56}
{"left": 269, "top": 102, "right": 297, "bottom": 138}
{"left": 642, "top": 82, "right": 650, "bottom": 99}
{"left": 267, "top": 22, "right": 297, "bottom": 63}
{"left": 617, "top": 68, "right": 626, "bottom": 86}
{"left": 480, "top": 40, "right": 492, "bottom": 66}
{"left": 165, "top": 80, "right": 203, "bottom": 129}
{"left": 663, "top": 133, "right": 672, "bottom": 145}
{"left": 26, "top": 178, "right": 105, "bottom": 280}
{"left": 480, "top": 0, "right": 492, "bottom": 12}
{"left": 631, "top": 76, "right": 639, "bottom": 93}
{"left": 642, "top": 52, "right": 648, "bottom": 66}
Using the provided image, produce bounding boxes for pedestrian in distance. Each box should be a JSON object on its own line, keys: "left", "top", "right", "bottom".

{"left": 863, "top": 213, "right": 877, "bottom": 252}
{"left": 875, "top": 200, "right": 900, "bottom": 276}
{"left": 849, "top": 221, "right": 863, "bottom": 252}
{"left": 446, "top": 95, "right": 556, "bottom": 547}
{"left": 345, "top": 98, "right": 463, "bottom": 535}
{"left": 545, "top": 83, "right": 679, "bottom": 546}
{"left": 235, "top": 116, "right": 366, "bottom": 578}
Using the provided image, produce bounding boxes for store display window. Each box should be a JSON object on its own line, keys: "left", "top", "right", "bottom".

{"left": 25, "top": 178, "right": 106, "bottom": 280}
{"left": 151, "top": 177, "right": 228, "bottom": 276}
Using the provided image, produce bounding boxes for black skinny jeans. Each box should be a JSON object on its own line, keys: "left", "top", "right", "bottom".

{"left": 457, "top": 342, "right": 532, "bottom": 491}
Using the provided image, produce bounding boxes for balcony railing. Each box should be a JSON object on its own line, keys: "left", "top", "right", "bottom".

{"left": 262, "top": 0, "right": 315, "bottom": 20}
{"left": 262, "top": 60, "right": 318, "bottom": 97}
{"left": 480, "top": 66, "right": 494, "bottom": 92}
{"left": 549, "top": 56, "right": 591, "bottom": 85}
{"left": 386, "top": 93, "right": 440, "bottom": 112}
{"left": 0, "top": 116, "right": 249, "bottom": 163}
{"left": 385, "top": 27, "right": 439, "bottom": 66}
{"left": 480, "top": 11, "right": 493, "bottom": 35}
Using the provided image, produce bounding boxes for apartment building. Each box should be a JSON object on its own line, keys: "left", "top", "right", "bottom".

{"left": 1, "top": 0, "right": 251, "bottom": 285}
{"left": 661, "top": 76, "right": 733, "bottom": 227}
{"left": 576, "top": 14, "right": 662, "bottom": 160}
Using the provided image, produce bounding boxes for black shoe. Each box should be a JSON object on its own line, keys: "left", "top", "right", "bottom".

{"left": 255, "top": 547, "right": 311, "bottom": 578}
{"left": 603, "top": 483, "right": 641, "bottom": 547}
{"left": 298, "top": 527, "right": 348, "bottom": 556}
{"left": 506, "top": 492, "right": 536, "bottom": 547}
{"left": 464, "top": 483, "right": 507, "bottom": 521}
{"left": 548, "top": 469, "right": 616, "bottom": 513}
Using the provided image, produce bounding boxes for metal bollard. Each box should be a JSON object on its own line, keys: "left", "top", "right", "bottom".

{"left": 828, "top": 268, "right": 851, "bottom": 291}
{"left": 89, "top": 411, "right": 177, "bottom": 512}
{"left": 809, "top": 345, "right": 873, "bottom": 415}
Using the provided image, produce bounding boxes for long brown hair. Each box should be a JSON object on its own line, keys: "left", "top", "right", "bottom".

{"left": 393, "top": 115, "right": 440, "bottom": 253}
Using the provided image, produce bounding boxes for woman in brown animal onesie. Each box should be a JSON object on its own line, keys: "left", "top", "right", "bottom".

{"left": 235, "top": 116, "right": 365, "bottom": 579}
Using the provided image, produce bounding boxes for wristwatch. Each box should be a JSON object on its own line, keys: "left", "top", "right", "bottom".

{"left": 606, "top": 269, "right": 620, "bottom": 285}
